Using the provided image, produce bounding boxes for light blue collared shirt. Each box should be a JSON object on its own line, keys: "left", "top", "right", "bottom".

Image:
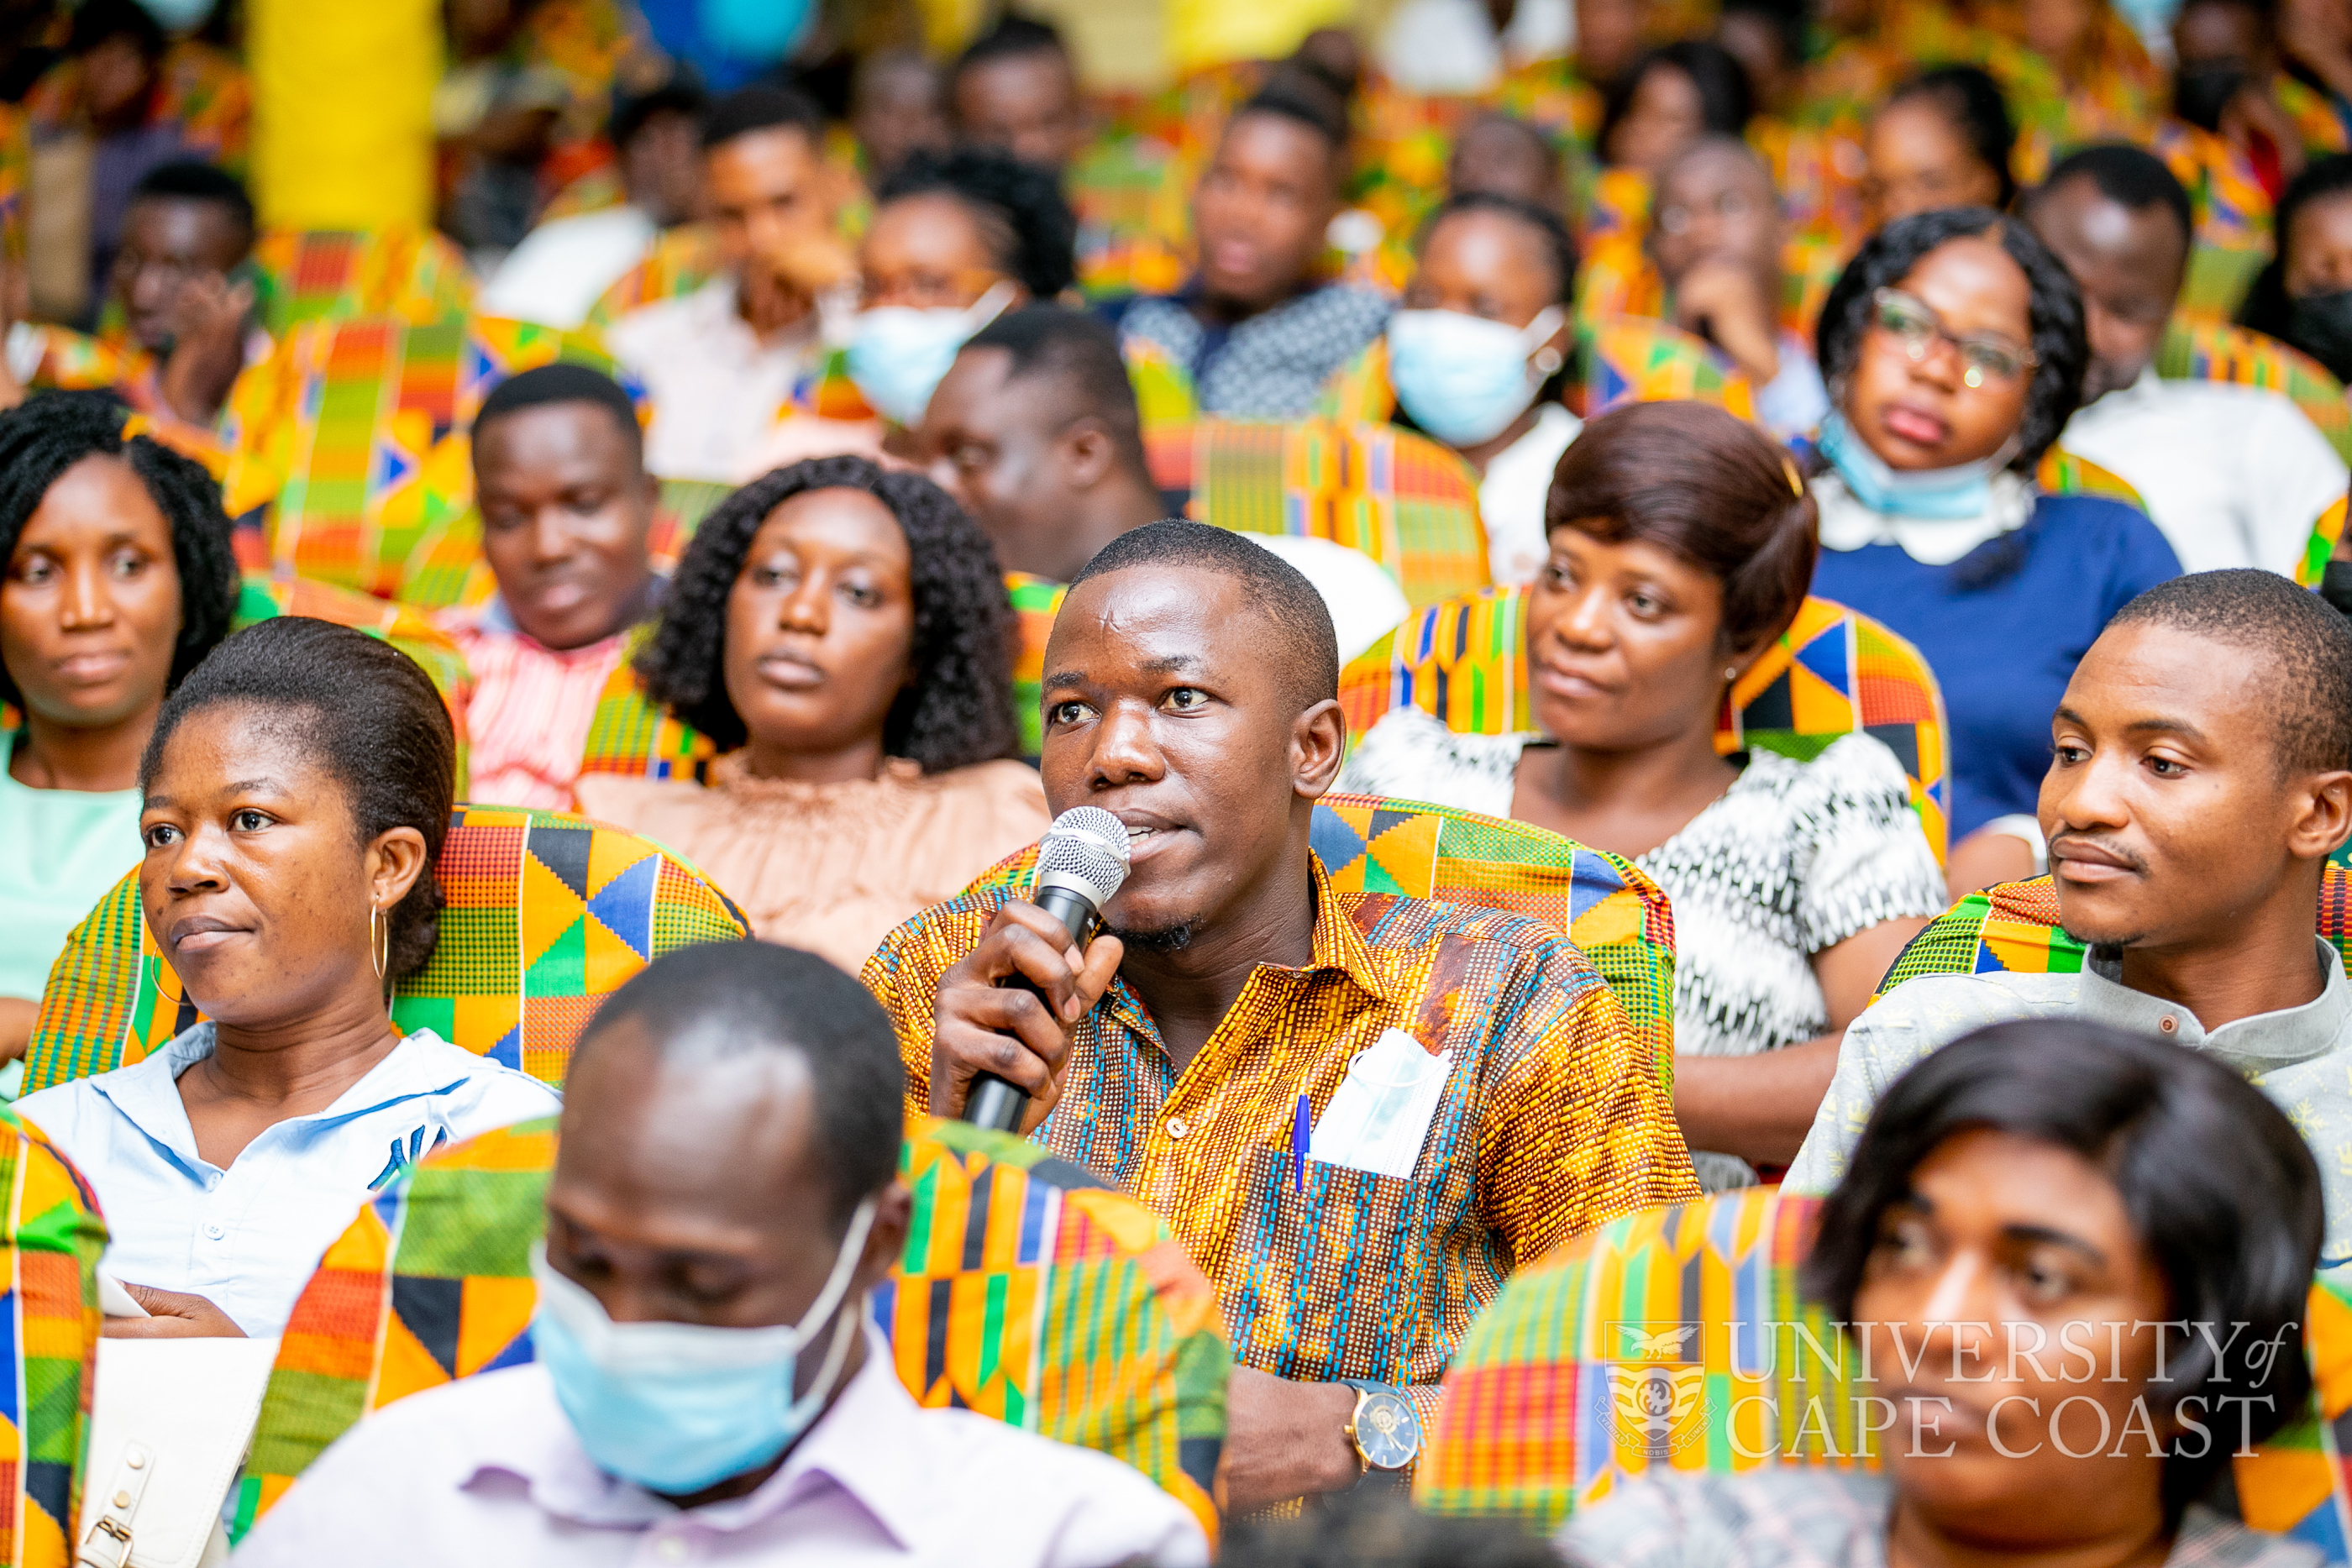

{"left": 16, "top": 1024, "right": 560, "bottom": 1336}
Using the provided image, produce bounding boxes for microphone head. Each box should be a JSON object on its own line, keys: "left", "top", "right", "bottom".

{"left": 1035, "top": 805, "right": 1131, "bottom": 909}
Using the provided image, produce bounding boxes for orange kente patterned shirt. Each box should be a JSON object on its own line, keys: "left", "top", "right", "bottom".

{"left": 864, "top": 852, "right": 1698, "bottom": 1430}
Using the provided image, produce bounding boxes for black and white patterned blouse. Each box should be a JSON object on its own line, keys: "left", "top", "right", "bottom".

{"left": 1116, "top": 286, "right": 1391, "bottom": 417}
{"left": 1337, "top": 711, "right": 1948, "bottom": 1188}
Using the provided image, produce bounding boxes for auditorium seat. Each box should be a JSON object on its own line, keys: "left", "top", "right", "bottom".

{"left": 228, "top": 1116, "right": 1229, "bottom": 1546}
{"left": 24, "top": 806, "right": 749, "bottom": 1094}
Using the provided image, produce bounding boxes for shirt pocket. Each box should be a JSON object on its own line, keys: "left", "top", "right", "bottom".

{"left": 1230, "top": 1141, "right": 1443, "bottom": 1382}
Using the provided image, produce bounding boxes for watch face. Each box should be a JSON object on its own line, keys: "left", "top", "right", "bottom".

{"left": 1354, "top": 1389, "right": 1421, "bottom": 1471}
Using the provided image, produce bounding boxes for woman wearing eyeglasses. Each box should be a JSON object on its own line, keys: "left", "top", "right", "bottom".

{"left": 1809, "top": 208, "right": 2180, "bottom": 897}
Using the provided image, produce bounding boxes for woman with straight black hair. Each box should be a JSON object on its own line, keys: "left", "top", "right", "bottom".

{"left": 15, "top": 617, "right": 559, "bottom": 1340}
{"left": 1861, "top": 65, "right": 2019, "bottom": 227}
{"left": 1809, "top": 208, "right": 2179, "bottom": 898}
{"left": 1560, "top": 1018, "right": 2325, "bottom": 1565}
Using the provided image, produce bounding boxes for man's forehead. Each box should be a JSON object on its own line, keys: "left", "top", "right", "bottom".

{"left": 1047, "top": 566, "right": 1251, "bottom": 674}
{"left": 2070, "top": 622, "right": 2263, "bottom": 720}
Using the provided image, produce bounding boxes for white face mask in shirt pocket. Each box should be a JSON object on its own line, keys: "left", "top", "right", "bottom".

{"left": 1308, "top": 1028, "right": 1456, "bottom": 1181}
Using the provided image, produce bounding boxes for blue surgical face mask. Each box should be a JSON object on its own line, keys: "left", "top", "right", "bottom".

{"left": 1816, "top": 409, "right": 2015, "bottom": 521}
{"left": 134, "top": 0, "right": 214, "bottom": 29}
{"left": 531, "top": 1196, "right": 877, "bottom": 1497}
{"left": 846, "top": 281, "right": 1018, "bottom": 426}
{"left": 1386, "top": 306, "right": 1567, "bottom": 448}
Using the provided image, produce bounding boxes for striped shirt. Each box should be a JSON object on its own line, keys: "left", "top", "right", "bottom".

{"left": 444, "top": 598, "right": 637, "bottom": 811}
{"left": 863, "top": 852, "right": 1698, "bottom": 1431}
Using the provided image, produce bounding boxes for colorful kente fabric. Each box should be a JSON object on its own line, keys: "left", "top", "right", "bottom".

{"left": 222, "top": 315, "right": 627, "bottom": 597}
{"left": 0, "top": 102, "right": 23, "bottom": 264}
{"left": 0, "top": 1107, "right": 108, "bottom": 1568}
{"left": 585, "top": 225, "right": 723, "bottom": 328}
{"left": 2033, "top": 446, "right": 2147, "bottom": 511}
{"left": 1068, "top": 128, "right": 1196, "bottom": 301}
{"left": 1141, "top": 418, "right": 1491, "bottom": 609}
{"left": 1339, "top": 590, "right": 1952, "bottom": 862}
{"left": 24, "top": 806, "right": 749, "bottom": 1095}
{"left": 1005, "top": 572, "right": 1069, "bottom": 763}
{"left": 244, "top": 229, "right": 478, "bottom": 335}
{"left": 1574, "top": 233, "right": 1851, "bottom": 350}
{"left": 1579, "top": 315, "right": 1760, "bottom": 423}
{"left": 2155, "top": 119, "right": 2274, "bottom": 271}
{"left": 572, "top": 628, "right": 715, "bottom": 789}
{"left": 2157, "top": 319, "right": 2352, "bottom": 467}
{"left": 2280, "top": 76, "right": 2352, "bottom": 159}
{"left": 232, "top": 1115, "right": 1231, "bottom": 1546}
{"left": 1416, "top": 1185, "right": 2352, "bottom": 1550}
{"left": 1877, "top": 870, "right": 2352, "bottom": 999}
{"left": 2301, "top": 496, "right": 2348, "bottom": 590}
{"left": 869, "top": 815, "right": 1693, "bottom": 1439}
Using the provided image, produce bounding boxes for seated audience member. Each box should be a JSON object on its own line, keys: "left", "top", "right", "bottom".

{"left": 1446, "top": 112, "right": 1567, "bottom": 212}
{"left": 2029, "top": 144, "right": 2347, "bottom": 575}
{"left": 921, "top": 307, "right": 1163, "bottom": 584}
{"left": 1788, "top": 571, "right": 2352, "bottom": 1266}
{"left": 948, "top": 15, "right": 1088, "bottom": 175}
{"left": 2239, "top": 155, "right": 2352, "bottom": 385}
{"left": 1716, "top": 0, "right": 1806, "bottom": 125}
{"left": 0, "top": 394, "right": 239, "bottom": 1066}
{"left": 849, "top": 48, "right": 951, "bottom": 185}
{"left": 606, "top": 86, "right": 851, "bottom": 483}
{"left": 866, "top": 520, "right": 1698, "bottom": 1513}
{"left": 1566, "top": 1020, "right": 2325, "bottom": 1565}
{"left": 1648, "top": 136, "right": 1832, "bottom": 438}
{"left": 1105, "top": 84, "right": 1390, "bottom": 419}
{"left": 233, "top": 941, "right": 1209, "bottom": 1568}
{"left": 16, "top": 618, "right": 559, "bottom": 1339}
{"left": 1387, "top": 192, "right": 1580, "bottom": 585}
{"left": 1341, "top": 402, "right": 1945, "bottom": 1188}
{"left": 576, "top": 457, "right": 1047, "bottom": 973}
{"left": 848, "top": 148, "right": 1078, "bottom": 428}
{"left": 921, "top": 307, "right": 1409, "bottom": 656}
{"left": 1597, "top": 40, "right": 1756, "bottom": 179}
{"left": 1862, "top": 66, "right": 2019, "bottom": 228}
{"left": 2175, "top": 0, "right": 2331, "bottom": 181}
{"left": 440, "top": 364, "right": 660, "bottom": 811}
{"left": 1808, "top": 208, "right": 2180, "bottom": 896}
{"left": 480, "top": 75, "right": 710, "bottom": 331}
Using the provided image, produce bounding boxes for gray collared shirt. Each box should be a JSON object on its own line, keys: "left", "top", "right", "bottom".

{"left": 1786, "top": 939, "right": 2352, "bottom": 1266}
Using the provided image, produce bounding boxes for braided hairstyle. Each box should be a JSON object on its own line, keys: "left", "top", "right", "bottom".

{"left": 633, "top": 455, "right": 1019, "bottom": 772}
{"left": 1814, "top": 207, "right": 2089, "bottom": 473}
{"left": 0, "top": 391, "right": 241, "bottom": 711}
{"left": 875, "top": 146, "right": 1079, "bottom": 300}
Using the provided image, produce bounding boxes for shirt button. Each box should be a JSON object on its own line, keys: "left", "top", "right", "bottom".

{"left": 1166, "top": 1116, "right": 1189, "bottom": 1140}
{"left": 202, "top": 1224, "right": 225, "bottom": 1240}
{"left": 2159, "top": 1015, "right": 2178, "bottom": 1034}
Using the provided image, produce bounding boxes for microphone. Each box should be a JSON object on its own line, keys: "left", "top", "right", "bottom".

{"left": 964, "top": 805, "right": 1131, "bottom": 1133}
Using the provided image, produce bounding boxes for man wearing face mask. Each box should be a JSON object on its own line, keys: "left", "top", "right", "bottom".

{"left": 234, "top": 941, "right": 1209, "bottom": 1567}
{"left": 1384, "top": 191, "right": 1581, "bottom": 585}
{"left": 1645, "top": 137, "right": 1830, "bottom": 441}
{"left": 2027, "top": 144, "right": 2346, "bottom": 576}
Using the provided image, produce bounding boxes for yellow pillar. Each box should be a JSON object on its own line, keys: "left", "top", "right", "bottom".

{"left": 1165, "top": 0, "right": 1353, "bottom": 73}
{"left": 249, "top": 0, "right": 438, "bottom": 231}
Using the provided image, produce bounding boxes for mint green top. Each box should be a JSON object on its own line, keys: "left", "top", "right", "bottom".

{"left": 0, "top": 753, "right": 143, "bottom": 1001}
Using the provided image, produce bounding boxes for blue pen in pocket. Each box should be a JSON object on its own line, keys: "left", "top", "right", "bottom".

{"left": 1292, "top": 1093, "right": 1310, "bottom": 1193}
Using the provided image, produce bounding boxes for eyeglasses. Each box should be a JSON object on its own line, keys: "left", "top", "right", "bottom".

{"left": 1869, "top": 287, "right": 2038, "bottom": 388}
{"left": 1653, "top": 189, "right": 1761, "bottom": 236}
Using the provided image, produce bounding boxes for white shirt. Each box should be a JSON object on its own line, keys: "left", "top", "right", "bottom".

{"left": 1242, "top": 533, "right": 1413, "bottom": 663}
{"left": 18, "top": 1025, "right": 559, "bottom": 1336}
{"left": 1477, "top": 402, "right": 1582, "bottom": 585}
{"left": 606, "top": 276, "right": 821, "bottom": 482}
{"left": 1753, "top": 331, "right": 1831, "bottom": 440}
{"left": 1785, "top": 938, "right": 2352, "bottom": 1267}
{"left": 233, "top": 1330, "right": 1210, "bottom": 1568}
{"left": 2057, "top": 367, "right": 2349, "bottom": 575}
{"left": 480, "top": 206, "right": 659, "bottom": 330}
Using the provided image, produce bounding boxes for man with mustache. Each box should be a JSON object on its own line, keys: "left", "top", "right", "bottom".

{"left": 863, "top": 520, "right": 1697, "bottom": 1512}
{"left": 1787, "top": 569, "right": 2352, "bottom": 1266}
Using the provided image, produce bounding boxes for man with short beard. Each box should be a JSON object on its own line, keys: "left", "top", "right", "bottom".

{"left": 1788, "top": 569, "right": 2352, "bottom": 1267}
{"left": 864, "top": 521, "right": 1695, "bottom": 1513}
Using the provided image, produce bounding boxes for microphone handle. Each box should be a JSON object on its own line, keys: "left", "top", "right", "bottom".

{"left": 965, "top": 883, "right": 1102, "bottom": 1132}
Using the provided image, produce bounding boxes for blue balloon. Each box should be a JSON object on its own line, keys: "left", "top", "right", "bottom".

{"left": 697, "top": 0, "right": 814, "bottom": 65}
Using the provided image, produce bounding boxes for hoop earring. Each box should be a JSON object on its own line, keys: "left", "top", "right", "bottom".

{"left": 370, "top": 901, "right": 388, "bottom": 981}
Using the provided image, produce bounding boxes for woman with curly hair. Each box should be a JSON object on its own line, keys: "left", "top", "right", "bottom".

{"left": 576, "top": 456, "right": 1047, "bottom": 973}
{"left": 845, "top": 146, "right": 1079, "bottom": 427}
{"left": 1809, "top": 209, "right": 2179, "bottom": 896}
{"left": 0, "top": 392, "right": 240, "bottom": 1067}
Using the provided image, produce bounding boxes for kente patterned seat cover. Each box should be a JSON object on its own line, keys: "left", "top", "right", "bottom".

{"left": 1414, "top": 1185, "right": 2352, "bottom": 1557}
{"left": 24, "top": 807, "right": 749, "bottom": 1094}
{"left": 2157, "top": 318, "right": 2352, "bottom": 468}
{"left": 964, "top": 792, "right": 1677, "bottom": 1089}
{"left": 229, "top": 1117, "right": 1230, "bottom": 1545}
{"left": 1340, "top": 590, "right": 1953, "bottom": 863}
{"left": 0, "top": 1110, "right": 105, "bottom": 1568}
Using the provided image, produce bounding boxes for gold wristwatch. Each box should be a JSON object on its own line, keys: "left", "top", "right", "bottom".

{"left": 1341, "top": 1380, "right": 1421, "bottom": 1481}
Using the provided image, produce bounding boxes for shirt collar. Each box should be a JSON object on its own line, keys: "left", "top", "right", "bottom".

{"left": 2075, "top": 936, "right": 2352, "bottom": 1074}
{"left": 474, "top": 1324, "right": 937, "bottom": 1547}
{"left": 92, "top": 1024, "right": 487, "bottom": 1175}
{"left": 1812, "top": 468, "right": 2038, "bottom": 565}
